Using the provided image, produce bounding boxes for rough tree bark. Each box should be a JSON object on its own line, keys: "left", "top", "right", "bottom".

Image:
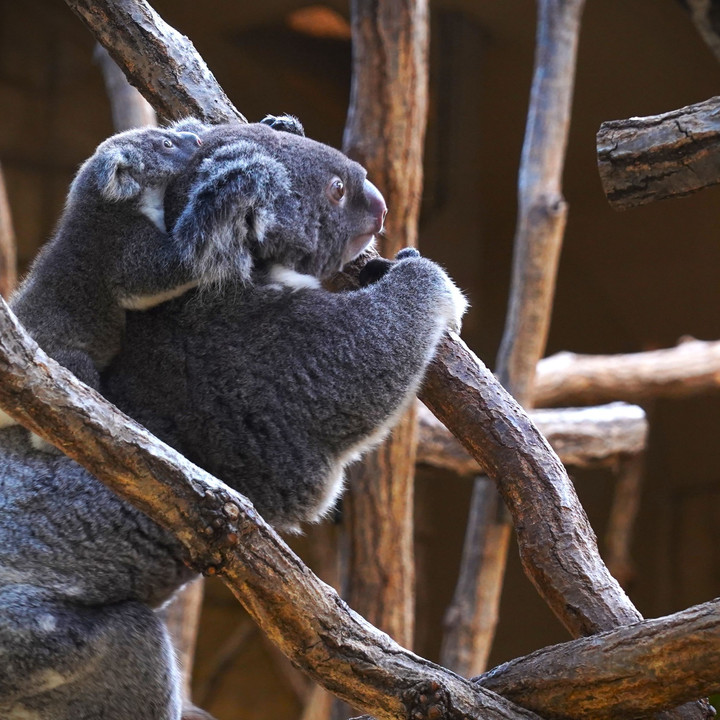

{"left": 534, "top": 340, "right": 720, "bottom": 406}
{"left": 0, "top": 162, "right": 17, "bottom": 300}
{"left": 597, "top": 95, "right": 720, "bottom": 209}
{"left": 474, "top": 597, "right": 720, "bottom": 720}
{"left": 339, "top": 0, "right": 429, "bottom": 652}
{"left": 64, "top": 0, "right": 245, "bottom": 124}
{"left": 417, "top": 401, "right": 648, "bottom": 475}
{"left": 442, "top": 0, "right": 586, "bottom": 677}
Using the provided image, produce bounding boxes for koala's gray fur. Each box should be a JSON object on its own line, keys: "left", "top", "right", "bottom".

{"left": 0, "top": 121, "right": 466, "bottom": 719}
{"left": 8, "top": 123, "right": 203, "bottom": 393}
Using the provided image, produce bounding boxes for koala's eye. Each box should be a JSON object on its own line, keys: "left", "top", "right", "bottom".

{"left": 327, "top": 177, "right": 345, "bottom": 204}
{"left": 163, "top": 139, "right": 174, "bottom": 149}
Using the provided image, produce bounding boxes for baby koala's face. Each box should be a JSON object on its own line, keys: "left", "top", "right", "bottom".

{"left": 133, "top": 128, "right": 203, "bottom": 184}
{"left": 164, "top": 122, "right": 387, "bottom": 286}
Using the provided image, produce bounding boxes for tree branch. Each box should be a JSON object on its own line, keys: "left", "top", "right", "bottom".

{"left": 63, "top": 0, "right": 245, "bottom": 124}
{"left": 475, "top": 597, "right": 720, "bottom": 720}
{"left": 443, "top": 0, "right": 587, "bottom": 677}
{"left": 534, "top": 339, "right": 720, "bottom": 406}
{"left": 417, "top": 401, "right": 648, "bottom": 474}
{"left": 0, "top": 299, "right": 539, "bottom": 720}
{"left": 597, "top": 95, "right": 720, "bottom": 210}
{"left": 339, "top": 0, "right": 430, "bottom": 650}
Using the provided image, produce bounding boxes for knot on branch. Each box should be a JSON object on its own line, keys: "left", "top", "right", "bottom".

{"left": 403, "top": 679, "right": 459, "bottom": 720}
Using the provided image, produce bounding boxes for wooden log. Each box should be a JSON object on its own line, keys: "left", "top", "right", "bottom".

{"left": 417, "top": 401, "right": 648, "bottom": 475}
{"left": 597, "top": 95, "right": 720, "bottom": 209}
{"left": 475, "top": 597, "right": 720, "bottom": 720}
{"left": 534, "top": 340, "right": 720, "bottom": 406}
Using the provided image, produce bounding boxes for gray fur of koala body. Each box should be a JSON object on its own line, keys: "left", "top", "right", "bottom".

{"left": 0, "top": 121, "right": 466, "bottom": 719}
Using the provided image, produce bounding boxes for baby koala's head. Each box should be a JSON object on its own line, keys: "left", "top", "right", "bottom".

{"left": 68, "top": 125, "right": 203, "bottom": 207}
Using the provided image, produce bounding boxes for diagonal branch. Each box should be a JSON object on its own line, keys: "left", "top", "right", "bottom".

{"left": 64, "top": 0, "right": 245, "bottom": 124}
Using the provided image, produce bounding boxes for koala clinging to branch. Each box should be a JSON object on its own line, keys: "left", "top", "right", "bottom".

{"left": 7, "top": 123, "right": 203, "bottom": 396}
{"left": 0, "top": 121, "right": 466, "bottom": 720}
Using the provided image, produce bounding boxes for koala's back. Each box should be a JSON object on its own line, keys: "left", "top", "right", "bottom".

{"left": 0, "top": 428, "right": 192, "bottom": 606}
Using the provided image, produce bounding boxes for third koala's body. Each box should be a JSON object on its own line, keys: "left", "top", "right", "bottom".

{"left": 9, "top": 124, "right": 203, "bottom": 392}
{"left": 0, "top": 121, "right": 466, "bottom": 718}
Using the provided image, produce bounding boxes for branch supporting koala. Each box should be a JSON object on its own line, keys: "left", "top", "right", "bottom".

{"left": 474, "top": 597, "right": 720, "bottom": 720}
{"left": 0, "top": 299, "right": 540, "bottom": 720}
{"left": 63, "top": 0, "right": 245, "bottom": 124}
{"left": 597, "top": 95, "right": 720, "bottom": 209}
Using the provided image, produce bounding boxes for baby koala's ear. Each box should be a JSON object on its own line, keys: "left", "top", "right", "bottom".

{"left": 260, "top": 114, "right": 305, "bottom": 137}
{"left": 95, "top": 146, "right": 144, "bottom": 201}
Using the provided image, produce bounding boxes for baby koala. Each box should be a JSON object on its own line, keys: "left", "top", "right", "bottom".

{"left": 0, "top": 123, "right": 203, "bottom": 438}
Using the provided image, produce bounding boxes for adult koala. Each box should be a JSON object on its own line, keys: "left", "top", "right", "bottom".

{"left": 0, "top": 121, "right": 466, "bottom": 720}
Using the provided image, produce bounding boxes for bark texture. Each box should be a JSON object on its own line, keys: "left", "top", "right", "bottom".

{"left": 340, "top": 0, "right": 430, "bottom": 649}
{"left": 597, "top": 95, "right": 720, "bottom": 209}
{"left": 475, "top": 598, "right": 720, "bottom": 720}
{"left": 64, "top": 0, "right": 245, "bottom": 124}
{"left": 417, "top": 402, "right": 648, "bottom": 475}
{"left": 444, "top": 0, "right": 586, "bottom": 677}
{"left": 534, "top": 340, "right": 720, "bottom": 406}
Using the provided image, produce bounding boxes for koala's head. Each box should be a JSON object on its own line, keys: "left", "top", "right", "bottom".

{"left": 69, "top": 126, "right": 203, "bottom": 205}
{"left": 166, "top": 122, "right": 387, "bottom": 286}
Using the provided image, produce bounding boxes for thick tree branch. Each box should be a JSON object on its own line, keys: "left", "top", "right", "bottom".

{"left": 0, "top": 300, "right": 539, "bottom": 720}
{"left": 64, "top": 0, "right": 245, "bottom": 124}
{"left": 340, "top": 0, "right": 430, "bottom": 649}
{"left": 534, "top": 339, "right": 720, "bottom": 406}
{"left": 597, "top": 95, "right": 720, "bottom": 209}
{"left": 443, "top": 0, "right": 587, "bottom": 678}
{"left": 475, "top": 597, "right": 720, "bottom": 720}
{"left": 417, "top": 401, "right": 648, "bottom": 475}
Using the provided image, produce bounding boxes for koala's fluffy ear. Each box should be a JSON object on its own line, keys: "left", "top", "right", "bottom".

{"left": 95, "top": 146, "right": 145, "bottom": 202}
{"left": 172, "top": 140, "right": 291, "bottom": 286}
{"left": 260, "top": 114, "right": 305, "bottom": 137}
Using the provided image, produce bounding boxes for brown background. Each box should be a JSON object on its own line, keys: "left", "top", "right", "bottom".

{"left": 1, "top": 1, "right": 719, "bottom": 717}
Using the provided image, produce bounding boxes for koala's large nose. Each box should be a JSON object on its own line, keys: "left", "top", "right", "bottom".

{"left": 364, "top": 179, "right": 387, "bottom": 232}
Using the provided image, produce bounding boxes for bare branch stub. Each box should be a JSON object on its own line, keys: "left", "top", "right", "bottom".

{"left": 475, "top": 597, "right": 720, "bottom": 720}
{"left": 597, "top": 95, "right": 720, "bottom": 210}
{"left": 64, "top": 0, "right": 245, "bottom": 124}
